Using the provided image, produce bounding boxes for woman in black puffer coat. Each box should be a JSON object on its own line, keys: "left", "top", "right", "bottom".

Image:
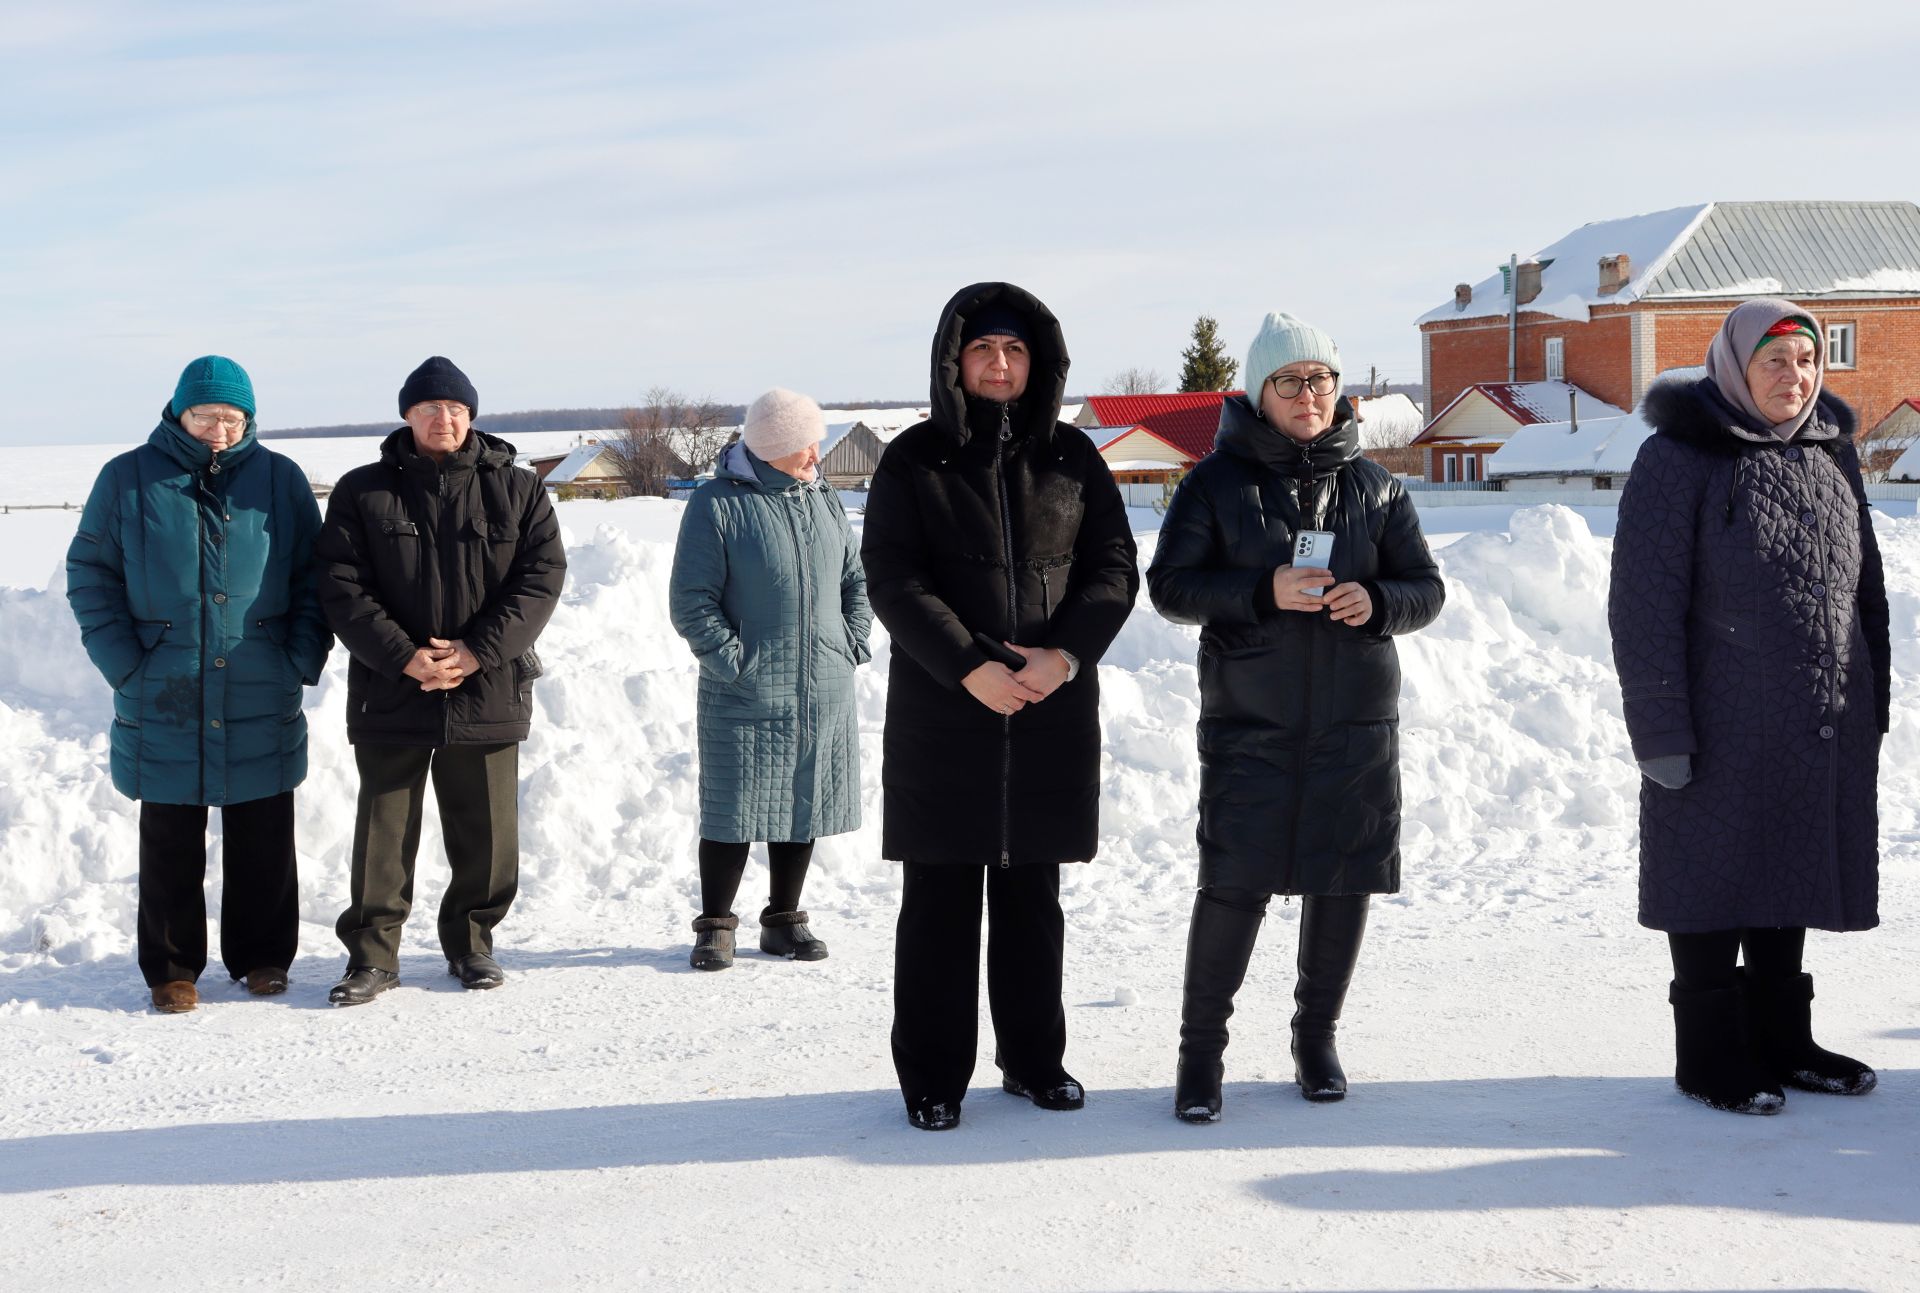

{"left": 1609, "top": 298, "right": 1889, "bottom": 1116}
{"left": 863, "top": 282, "right": 1140, "bottom": 1131}
{"left": 1147, "top": 311, "right": 1443, "bottom": 1123}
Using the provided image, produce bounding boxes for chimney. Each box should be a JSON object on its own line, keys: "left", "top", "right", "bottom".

{"left": 1454, "top": 282, "right": 1473, "bottom": 310}
{"left": 1597, "top": 253, "right": 1631, "bottom": 296}
{"left": 1515, "top": 258, "right": 1545, "bottom": 306}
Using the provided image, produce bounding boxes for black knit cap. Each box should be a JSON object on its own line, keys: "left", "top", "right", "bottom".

{"left": 960, "top": 303, "right": 1030, "bottom": 346}
{"left": 398, "top": 356, "right": 479, "bottom": 418}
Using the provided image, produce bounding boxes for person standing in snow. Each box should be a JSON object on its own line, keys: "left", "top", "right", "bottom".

{"left": 66, "top": 356, "right": 332, "bottom": 1013}
{"left": 1609, "top": 299, "right": 1888, "bottom": 1115}
{"left": 862, "top": 282, "right": 1140, "bottom": 1131}
{"left": 668, "top": 389, "right": 871, "bottom": 970}
{"left": 1146, "top": 313, "right": 1444, "bottom": 1123}
{"left": 315, "top": 357, "right": 566, "bottom": 1005}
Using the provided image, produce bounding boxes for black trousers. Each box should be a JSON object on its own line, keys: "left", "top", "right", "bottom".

{"left": 891, "top": 861, "right": 1066, "bottom": 1107}
{"left": 1669, "top": 927, "right": 1807, "bottom": 991}
{"left": 336, "top": 742, "right": 519, "bottom": 971}
{"left": 697, "top": 838, "right": 814, "bottom": 918}
{"left": 137, "top": 791, "right": 298, "bottom": 987}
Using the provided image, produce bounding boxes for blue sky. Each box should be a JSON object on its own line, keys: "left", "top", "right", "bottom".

{"left": 4, "top": 0, "right": 1918, "bottom": 443}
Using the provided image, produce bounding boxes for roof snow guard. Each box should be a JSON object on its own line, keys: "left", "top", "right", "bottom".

{"left": 1418, "top": 201, "right": 1920, "bottom": 326}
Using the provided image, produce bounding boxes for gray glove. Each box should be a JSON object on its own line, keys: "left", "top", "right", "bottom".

{"left": 1639, "top": 755, "right": 1692, "bottom": 790}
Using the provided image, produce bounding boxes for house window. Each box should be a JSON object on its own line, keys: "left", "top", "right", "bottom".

{"left": 1544, "top": 336, "right": 1565, "bottom": 381}
{"left": 1827, "top": 322, "right": 1856, "bottom": 369}
{"left": 1595, "top": 475, "right": 1614, "bottom": 490}
{"left": 1463, "top": 454, "right": 1479, "bottom": 483}
{"left": 1443, "top": 452, "right": 1459, "bottom": 483}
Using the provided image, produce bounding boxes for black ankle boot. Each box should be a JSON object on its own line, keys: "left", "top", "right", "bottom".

{"left": 690, "top": 913, "right": 738, "bottom": 971}
{"left": 1292, "top": 895, "right": 1368, "bottom": 1102}
{"left": 1669, "top": 981, "right": 1785, "bottom": 1114}
{"left": 1174, "top": 892, "right": 1263, "bottom": 1123}
{"left": 1743, "top": 971, "right": 1876, "bottom": 1095}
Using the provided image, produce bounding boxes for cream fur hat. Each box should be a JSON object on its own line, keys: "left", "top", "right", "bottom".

{"left": 742, "top": 388, "right": 826, "bottom": 460}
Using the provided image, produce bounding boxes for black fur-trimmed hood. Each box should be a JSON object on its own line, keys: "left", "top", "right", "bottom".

{"left": 1641, "top": 377, "right": 1854, "bottom": 457}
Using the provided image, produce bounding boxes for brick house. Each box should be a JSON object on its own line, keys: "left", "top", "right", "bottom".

{"left": 1413, "top": 381, "right": 1625, "bottom": 484}
{"left": 1416, "top": 201, "right": 1920, "bottom": 468}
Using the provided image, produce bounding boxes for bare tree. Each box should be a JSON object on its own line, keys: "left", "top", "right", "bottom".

{"left": 1101, "top": 366, "right": 1166, "bottom": 396}
{"left": 1862, "top": 414, "right": 1920, "bottom": 482}
{"left": 607, "top": 386, "right": 734, "bottom": 496}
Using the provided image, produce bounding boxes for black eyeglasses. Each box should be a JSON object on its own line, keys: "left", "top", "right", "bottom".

{"left": 1268, "top": 371, "right": 1340, "bottom": 398}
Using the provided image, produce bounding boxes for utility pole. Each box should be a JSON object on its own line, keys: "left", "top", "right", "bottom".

{"left": 1506, "top": 252, "right": 1519, "bottom": 383}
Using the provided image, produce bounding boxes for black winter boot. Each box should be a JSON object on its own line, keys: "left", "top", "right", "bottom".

{"left": 1669, "top": 981, "right": 1785, "bottom": 1114}
{"left": 1174, "top": 892, "right": 1263, "bottom": 1123}
{"left": 759, "top": 908, "right": 829, "bottom": 961}
{"left": 1291, "top": 895, "right": 1368, "bottom": 1102}
{"left": 1743, "top": 971, "right": 1876, "bottom": 1096}
{"left": 690, "top": 913, "right": 738, "bottom": 971}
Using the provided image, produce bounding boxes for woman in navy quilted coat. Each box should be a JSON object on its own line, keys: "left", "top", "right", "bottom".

{"left": 669, "top": 389, "right": 871, "bottom": 971}
{"left": 1610, "top": 298, "right": 1890, "bottom": 1114}
{"left": 66, "top": 356, "right": 331, "bottom": 1014}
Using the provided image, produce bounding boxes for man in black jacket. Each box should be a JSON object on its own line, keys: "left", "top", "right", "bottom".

{"left": 316, "top": 356, "right": 566, "bottom": 1004}
{"left": 862, "top": 283, "right": 1140, "bottom": 1129}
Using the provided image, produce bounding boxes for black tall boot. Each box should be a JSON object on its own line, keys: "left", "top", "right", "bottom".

{"left": 1173, "top": 892, "right": 1263, "bottom": 1123}
{"left": 1743, "top": 971, "right": 1876, "bottom": 1096}
{"left": 1291, "top": 895, "right": 1368, "bottom": 1102}
{"left": 1669, "top": 981, "right": 1784, "bottom": 1114}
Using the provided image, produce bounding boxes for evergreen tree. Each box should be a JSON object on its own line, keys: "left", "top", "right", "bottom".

{"left": 1177, "top": 316, "right": 1238, "bottom": 392}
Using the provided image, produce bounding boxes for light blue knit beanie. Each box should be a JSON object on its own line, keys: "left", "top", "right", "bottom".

{"left": 1244, "top": 313, "right": 1341, "bottom": 403}
{"left": 170, "top": 355, "right": 256, "bottom": 419}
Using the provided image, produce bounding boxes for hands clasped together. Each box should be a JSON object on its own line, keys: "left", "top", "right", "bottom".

{"left": 961, "top": 644, "right": 1071, "bottom": 717}
{"left": 1273, "top": 566, "right": 1372, "bottom": 625}
{"left": 402, "top": 637, "right": 482, "bottom": 691}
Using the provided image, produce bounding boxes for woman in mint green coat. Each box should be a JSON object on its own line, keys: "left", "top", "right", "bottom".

{"left": 67, "top": 357, "right": 331, "bottom": 1013}
{"left": 668, "top": 389, "right": 871, "bottom": 971}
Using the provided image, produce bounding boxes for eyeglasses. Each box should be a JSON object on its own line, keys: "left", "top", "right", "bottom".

{"left": 413, "top": 402, "right": 470, "bottom": 420}
{"left": 185, "top": 411, "right": 247, "bottom": 432}
{"left": 1268, "top": 371, "right": 1339, "bottom": 398}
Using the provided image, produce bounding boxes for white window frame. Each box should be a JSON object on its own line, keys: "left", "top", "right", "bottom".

{"left": 1463, "top": 453, "right": 1479, "bottom": 483}
{"left": 1827, "top": 322, "right": 1856, "bottom": 369}
{"left": 1443, "top": 452, "right": 1459, "bottom": 483}
{"left": 1544, "top": 336, "right": 1565, "bottom": 381}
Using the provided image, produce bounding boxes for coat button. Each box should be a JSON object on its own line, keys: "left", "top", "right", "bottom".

{"left": 1801, "top": 512, "right": 1815, "bottom": 525}
{"left": 1819, "top": 652, "right": 1834, "bottom": 667}
{"left": 1819, "top": 725, "right": 1834, "bottom": 740}
{"left": 210, "top": 719, "right": 222, "bottom": 729}
{"left": 212, "top": 592, "right": 227, "bottom": 604}
{"left": 214, "top": 657, "right": 226, "bottom": 668}
{"left": 1812, "top": 584, "right": 1826, "bottom": 598}
{"left": 1786, "top": 447, "right": 1802, "bottom": 461}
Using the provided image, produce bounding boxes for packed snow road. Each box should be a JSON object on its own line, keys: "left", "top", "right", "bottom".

{"left": 2, "top": 494, "right": 1916, "bottom": 1291}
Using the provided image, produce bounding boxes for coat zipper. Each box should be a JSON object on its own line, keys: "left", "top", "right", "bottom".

{"left": 436, "top": 463, "right": 453, "bottom": 746}
{"left": 1282, "top": 465, "right": 1332, "bottom": 894}
{"left": 996, "top": 404, "right": 1016, "bottom": 869}
{"left": 783, "top": 483, "right": 813, "bottom": 813}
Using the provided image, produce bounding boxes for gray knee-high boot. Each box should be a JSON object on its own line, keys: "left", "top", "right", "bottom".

{"left": 1291, "top": 895, "right": 1369, "bottom": 1101}
{"left": 1174, "top": 892, "right": 1263, "bottom": 1123}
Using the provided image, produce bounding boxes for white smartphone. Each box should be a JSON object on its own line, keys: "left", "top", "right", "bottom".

{"left": 1293, "top": 530, "right": 1335, "bottom": 596}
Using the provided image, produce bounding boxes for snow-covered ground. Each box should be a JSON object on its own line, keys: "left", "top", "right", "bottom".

{"left": 2, "top": 447, "right": 1918, "bottom": 1291}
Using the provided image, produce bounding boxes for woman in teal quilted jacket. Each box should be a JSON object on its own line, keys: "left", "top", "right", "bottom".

{"left": 668, "top": 389, "right": 871, "bottom": 970}
{"left": 66, "top": 357, "right": 332, "bottom": 1014}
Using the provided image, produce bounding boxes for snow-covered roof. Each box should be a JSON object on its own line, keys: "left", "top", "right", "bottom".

{"left": 1486, "top": 412, "right": 1651, "bottom": 478}
{"left": 1417, "top": 201, "right": 1920, "bottom": 326}
{"left": 1351, "top": 393, "right": 1425, "bottom": 448}
{"left": 542, "top": 443, "right": 613, "bottom": 484}
{"left": 1415, "top": 382, "right": 1626, "bottom": 443}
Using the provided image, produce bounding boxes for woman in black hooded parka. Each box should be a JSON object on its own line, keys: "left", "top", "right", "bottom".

{"left": 1148, "top": 311, "right": 1444, "bottom": 1123}
{"left": 862, "top": 282, "right": 1140, "bottom": 1131}
{"left": 1609, "top": 298, "right": 1889, "bottom": 1115}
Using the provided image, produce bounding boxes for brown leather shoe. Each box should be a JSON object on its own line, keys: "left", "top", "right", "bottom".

{"left": 244, "top": 967, "right": 289, "bottom": 996}
{"left": 151, "top": 981, "right": 197, "bottom": 1013}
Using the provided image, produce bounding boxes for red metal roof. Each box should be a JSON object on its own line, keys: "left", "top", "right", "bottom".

{"left": 1412, "top": 382, "right": 1622, "bottom": 444}
{"left": 1082, "top": 393, "right": 1242, "bottom": 462}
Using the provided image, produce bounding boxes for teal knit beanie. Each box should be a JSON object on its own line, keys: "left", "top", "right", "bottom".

{"left": 170, "top": 355, "right": 256, "bottom": 419}
{"left": 1244, "top": 313, "right": 1341, "bottom": 403}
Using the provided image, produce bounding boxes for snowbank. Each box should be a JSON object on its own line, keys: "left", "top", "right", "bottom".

{"left": 6, "top": 501, "right": 1915, "bottom": 967}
